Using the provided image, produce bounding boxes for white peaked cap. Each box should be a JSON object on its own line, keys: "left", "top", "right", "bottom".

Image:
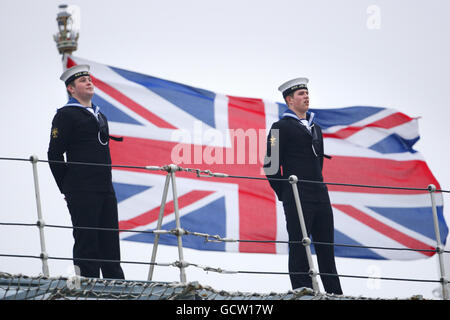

{"left": 60, "top": 64, "right": 90, "bottom": 85}
{"left": 278, "top": 77, "right": 309, "bottom": 97}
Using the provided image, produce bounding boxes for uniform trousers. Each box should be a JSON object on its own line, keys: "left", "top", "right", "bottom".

{"left": 282, "top": 193, "right": 342, "bottom": 294}
{"left": 65, "top": 191, "right": 125, "bottom": 279}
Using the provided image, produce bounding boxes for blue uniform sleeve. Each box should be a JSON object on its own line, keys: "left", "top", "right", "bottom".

{"left": 263, "top": 122, "right": 284, "bottom": 201}
{"left": 47, "top": 110, "right": 72, "bottom": 193}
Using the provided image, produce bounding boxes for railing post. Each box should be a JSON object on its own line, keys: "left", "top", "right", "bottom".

{"left": 147, "top": 164, "right": 186, "bottom": 283}
{"left": 29, "top": 155, "right": 49, "bottom": 277}
{"left": 169, "top": 164, "right": 187, "bottom": 283}
{"left": 147, "top": 173, "right": 171, "bottom": 281}
{"left": 428, "top": 184, "right": 448, "bottom": 300}
{"left": 289, "top": 175, "right": 320, "bottom": 293}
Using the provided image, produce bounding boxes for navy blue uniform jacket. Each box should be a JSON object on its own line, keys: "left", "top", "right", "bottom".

{"left": 264, "top": 112, "right": 330, "bottom": 203}
{"left": 48, "top": 100, "right": 114, "bottom": 194}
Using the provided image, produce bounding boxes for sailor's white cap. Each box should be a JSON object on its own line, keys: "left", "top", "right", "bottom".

{"left": 278, "top": 77, "right": 309, "bottom": 98}
{"left": 60, "top": 64, "right": 90, "bottom": 86}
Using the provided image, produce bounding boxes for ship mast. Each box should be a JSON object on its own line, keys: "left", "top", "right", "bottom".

{"left": 53, "top": 4, "right": 79, "bottom": 70}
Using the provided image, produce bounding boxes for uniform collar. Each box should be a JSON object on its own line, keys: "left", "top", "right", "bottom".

{"left": 282, "top": 109, "right": 315, "bottom": 127}
{"left": 61, "top": 97, "right": 99, "bottom": 114}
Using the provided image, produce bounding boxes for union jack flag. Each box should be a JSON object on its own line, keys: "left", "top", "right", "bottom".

{"left": 66, "top": 56, "right": 447, "bottom": 260}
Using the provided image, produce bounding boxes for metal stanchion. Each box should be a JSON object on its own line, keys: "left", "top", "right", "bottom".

{"left": 289, "top": 175, "right": 320, "bottom": 293}
{"left": 169, "top": 165, "right": 187, "bottom": 283}
{"left": 428, "top": 184, "right": 448, "bottom": 300}
{"left": 29, "top": 155, "right": 49, "bottom": 277}
{"left": 147, "top": 164, "right": 186, "bottom": 283}
{"left": 147, "top": 173, "right": 171, "bottom": 281}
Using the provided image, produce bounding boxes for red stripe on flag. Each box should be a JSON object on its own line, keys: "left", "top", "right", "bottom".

{"left": 323, "top": 156, "right": 440, "bottom": 194}
{"left": 67, "top": 57, "right": 176, "bottom": 129}
{"left": 67, "top": 57, "right": 77, "bottom": 68}
{"left": 91, "top": 77, "right": 177, "bottom": 129}
{"left": 119, "top": 190, "right": 214, "bottom": 231}
{"left": 369, "top": 112, "right": 413, "bottom": 129}
{"left": 110, "top": 137, "right": 438, "bottom": 196}
{"left": 323, "top": 127, "right": 359, "bottom": 140}
{"left": 333, "top": 204, "right": 435, "bottom": 257}
{"left": 110, "top": 134, "right": 278, "bottom": 253}
{"left": 323, "top": 112, "right": 414, "bottom": 140}
{"left": 227, "top": 96, "right": 277, "bottom": 253}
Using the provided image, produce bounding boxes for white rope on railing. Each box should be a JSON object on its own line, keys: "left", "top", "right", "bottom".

{"left": 0, "top": 156, "right": 449, "bottom": 299}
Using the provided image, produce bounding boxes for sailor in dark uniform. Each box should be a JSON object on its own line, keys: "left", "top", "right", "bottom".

{"left": 48, "top": 64, "right": 125, "bottom": 279}
{"left": 264, "top": 78, "right": 342, "bottom": 294}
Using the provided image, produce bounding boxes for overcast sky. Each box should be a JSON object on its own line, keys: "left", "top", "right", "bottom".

{"left": 1, "top": 0, "right": 450, "bottom": 299}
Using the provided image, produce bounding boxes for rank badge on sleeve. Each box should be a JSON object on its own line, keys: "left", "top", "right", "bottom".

{"left": 51, "top": 127, "right": 59, "bottom": 139}
{"left": 270, "top": 136, "right": 276, "bottom": 146}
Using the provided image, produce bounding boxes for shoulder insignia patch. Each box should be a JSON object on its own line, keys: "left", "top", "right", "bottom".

{"left": 270, "top": 136, "right": 276, "bottom": 146}
{"left": 51, "top": 127, "right": 59, "bottom": 139}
